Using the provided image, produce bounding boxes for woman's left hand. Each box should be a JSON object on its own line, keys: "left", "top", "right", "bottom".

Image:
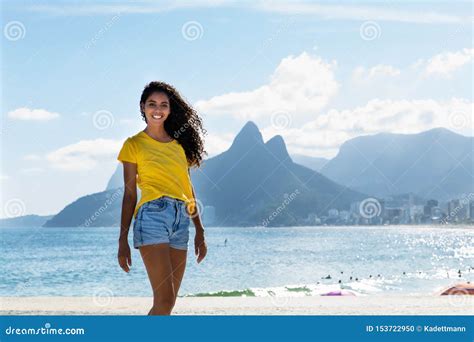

{"left": 194, "top": 231, "right": 207, "bottom": 263}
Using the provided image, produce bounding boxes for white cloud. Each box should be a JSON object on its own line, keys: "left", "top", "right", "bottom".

{"left": 352, "top": 48, "right": 472, "bottom": 83}
{"left": 204, "top": 133, "right": 234, "bottom": 157}
{"left": 262, "top": 125, "right": 351, "bottom": 158}
{"left": 43, "top": 132, "right": 232, "bottom": 171}
{"left": 415, "top": 48, "right": 474, "bottom": 77}
{"left": 22, "top": 1, "right": 466, "bottom": 24}
{"left": 25, "top": 0, "right": 227, "bottom": 15}
{"left": 352, "top": 64, "right": 401, "bottom": 81}
{"left": 46, "top": 139, "right": 122, "bottom": 171}
{"left": 347, "top": 47, "right": 472, "bottom": 102}
{"left": 8, "top": 107, "right": 60, "bottom": 121}
{"left": 195, "top": 52, "right": 338, "bottom": 125}
{"left": 197, "top": 48, "right": 473, "bottom": 158}
{"left": 261, "top": 97, "right": 473, "bottom": 158}
{"left": 255, "top": 2, "right": 464, "bottom": 24}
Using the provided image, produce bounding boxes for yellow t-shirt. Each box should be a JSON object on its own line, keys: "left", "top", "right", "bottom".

{"left": 117, "top": 131, "right": 195, "bottom": 218}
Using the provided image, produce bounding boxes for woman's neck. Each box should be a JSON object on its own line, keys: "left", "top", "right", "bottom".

{"left": 144, "top": 125, "right": 173, "bottom": 142}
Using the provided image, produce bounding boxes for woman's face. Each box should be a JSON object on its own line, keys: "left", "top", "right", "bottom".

{"left": 141, "top": 92, "right": 171, "bottom": 125}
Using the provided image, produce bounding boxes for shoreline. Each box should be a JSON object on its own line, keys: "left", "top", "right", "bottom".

{"left": 1, "top": 296, "right": 473, "bottom": 315}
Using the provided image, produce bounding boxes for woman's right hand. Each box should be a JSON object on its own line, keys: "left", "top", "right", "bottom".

{"left": 118, "top": 239, "right": 132, "bottom": 273}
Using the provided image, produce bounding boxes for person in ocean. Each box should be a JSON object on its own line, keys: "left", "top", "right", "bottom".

{"left": 117, "top": 81, "right": 208, "bottom": 315}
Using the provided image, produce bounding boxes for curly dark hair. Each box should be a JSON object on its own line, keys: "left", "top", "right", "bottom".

{"left": 139, "top": 81, "right": 207, "bottom": 167}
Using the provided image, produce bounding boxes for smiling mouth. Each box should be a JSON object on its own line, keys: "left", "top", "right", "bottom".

{"left": 151, "top": 114, "right": 163, "bottom": 119}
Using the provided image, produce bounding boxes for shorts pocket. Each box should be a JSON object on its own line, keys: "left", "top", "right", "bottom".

{"left": 146, "top": 199, "right": 167, "bottom": 212}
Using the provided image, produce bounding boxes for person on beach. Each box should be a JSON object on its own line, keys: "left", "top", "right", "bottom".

{"left": 117, "top": 81, "right": 208, "bottom": 315}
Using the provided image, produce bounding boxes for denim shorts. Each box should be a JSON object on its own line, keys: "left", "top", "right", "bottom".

{"left": 133, "top": 196, "right": 191, "bottom": 250}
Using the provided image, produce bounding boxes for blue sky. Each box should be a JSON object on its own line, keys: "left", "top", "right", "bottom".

{"left": 1, "top": 0, "right": 473, "bottom": 217}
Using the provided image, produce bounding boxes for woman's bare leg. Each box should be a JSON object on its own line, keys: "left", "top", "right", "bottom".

{"left": 169, "top": 248, "right": 187, "bottom": 309}
{"left": 139, "top": 244, "right": 175, "bottom": 315}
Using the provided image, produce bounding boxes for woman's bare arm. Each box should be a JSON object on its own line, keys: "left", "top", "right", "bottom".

{"left": 188, "top": 169, "right": 207, "bottom": 263}
{"left": 191, "top": 188, "right": 205, "bottom": 230}
{"left": 118, "top": 162, "right": 137, "bottom": 272}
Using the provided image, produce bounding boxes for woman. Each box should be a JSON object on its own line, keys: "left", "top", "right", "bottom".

{"left": 117, "top": 81, "right": 207, "bottom": 315}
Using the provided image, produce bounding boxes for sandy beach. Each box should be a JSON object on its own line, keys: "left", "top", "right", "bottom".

{"left": 1, "top": 296, "right": 473, "bottom": 315}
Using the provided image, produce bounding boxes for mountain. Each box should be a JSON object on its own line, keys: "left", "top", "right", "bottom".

{"left": 43, "top": 188, "right": 123, "bottom": 227}
{"left": 291, "top": 154, "right": 329, "bottom": 172}
{"left": 320, "top": 128, "right": 473, "bottom": 200}
{"left": 44, "top": 121, "right": 365, "bottom": 227}
{"left": 190, "top": 121, "right": 364, "bottom": 226}
{"left": 0, "top": 214, "right": 53, "bottom": 228}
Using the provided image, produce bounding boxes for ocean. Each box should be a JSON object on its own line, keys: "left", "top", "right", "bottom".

{"left": 1, "top": 226, "right": 472, "bottom": 297}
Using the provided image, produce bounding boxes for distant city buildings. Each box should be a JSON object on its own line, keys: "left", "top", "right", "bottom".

{"left": 301, "top": 194, "right": 474, "bottom": 226}
{"left": 201, "top": 194, "right": 474, "bottom": 227}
